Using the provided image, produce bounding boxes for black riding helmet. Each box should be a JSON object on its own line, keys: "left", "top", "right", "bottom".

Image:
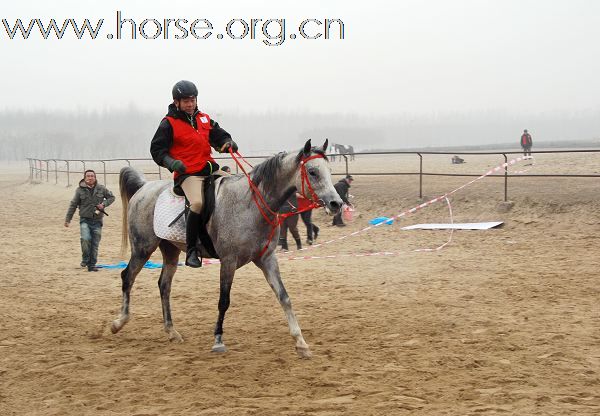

{"left": 172, "top": 80, "right": 198, "bottom": 99}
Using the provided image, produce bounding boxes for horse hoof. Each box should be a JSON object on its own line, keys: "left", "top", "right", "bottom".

{"left": 168, "top": 330, "right": 184, "bottom": 343}
{"left": 296, "top": 346, "right": 312, "bottom": 359}
{"left": 211, "top": 343, "right": 227, "bottom": 353}
{"left": 110, "top": 320, "right": 122, "bottom": 334}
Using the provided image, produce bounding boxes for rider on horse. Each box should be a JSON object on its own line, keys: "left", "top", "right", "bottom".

{"left": 150, "top": 80, "right": 238, "bottom": 268}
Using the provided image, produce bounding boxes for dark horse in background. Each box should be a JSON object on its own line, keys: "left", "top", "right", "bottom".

{"left": 111, "top": 140, "right": 342, "bottom": 358}
{"left": 330, "top": 143, "right": 355, "bottom": 161}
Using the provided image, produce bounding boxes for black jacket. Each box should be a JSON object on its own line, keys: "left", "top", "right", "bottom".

{"left": 334, "top": 179, "right": 351, "bottom": 204}
{"left": 150, "top": 104, "right": 232, "bottom": 173}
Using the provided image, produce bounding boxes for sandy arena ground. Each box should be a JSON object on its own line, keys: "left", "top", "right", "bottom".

{"left": 1, "top": 152, "right": 599, "bottom": 415}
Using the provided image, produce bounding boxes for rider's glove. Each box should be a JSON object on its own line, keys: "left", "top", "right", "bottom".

{"left": 220, "top": 140, "right": 238, "bottom": 153}
{"left": 170, "top": 159, "right": 187, "bottom": 174}
{"left": 163, "top": 155, "right": 187, "bottom": 174}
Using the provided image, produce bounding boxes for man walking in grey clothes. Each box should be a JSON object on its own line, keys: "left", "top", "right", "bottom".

{"left": 64, "top": 170, "right": 115, "bottom": 271}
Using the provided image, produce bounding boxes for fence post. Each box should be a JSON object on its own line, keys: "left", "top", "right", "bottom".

{"left": 158, "top": 164, "right": 162, "bottom": 179}
{"left": 417, "top": 153, "right": 423, "bottom": 199}
{"left": 342, "top": 154, "right": 349, "bottom": 176}
{"left": 503, "top": 153, "right": 508, "bottom": 202}
{"left": 66, "top": 160, "right": 71, "bottom": 187}
{"left": 102, "top": 161, "right": 107, "bottom": 185}
{"left": 52, "top": 159, "right": 58, "bottom": 184}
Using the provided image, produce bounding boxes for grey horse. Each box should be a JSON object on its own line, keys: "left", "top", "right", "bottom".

{"left": 111, "top": 139, "right": 342, "bottom": 358}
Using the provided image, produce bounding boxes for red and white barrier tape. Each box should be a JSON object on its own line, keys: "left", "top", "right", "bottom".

{"left": 194, "top": 155, "right": 533, "bottom": 266}
{"left": 511, "top": 155, "right": 535, "bottom": 174}
{"left": 412, "top": 196, "right": 454, "bottom": 252}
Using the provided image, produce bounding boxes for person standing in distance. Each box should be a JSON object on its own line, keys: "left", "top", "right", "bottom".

{"left": 520, "top": 129, "right": 533, "bottom": 157}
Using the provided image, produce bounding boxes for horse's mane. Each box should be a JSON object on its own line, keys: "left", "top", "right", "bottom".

{"left": 251, "top": 152, "right": 286, "bottom": 195}
{"left": 251, "top": 147, "right": 328, "bottom": 195}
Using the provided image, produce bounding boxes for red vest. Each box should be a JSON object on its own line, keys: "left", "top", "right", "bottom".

{"left": 166, "top": 113, "right": 214, "bottom": 178}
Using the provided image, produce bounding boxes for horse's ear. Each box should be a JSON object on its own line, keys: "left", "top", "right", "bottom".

{"left": 322, "top": 138, "right": 329, "bottom": 152}
{"left": 303, "top": 139, "right": 312, "bottom": 155}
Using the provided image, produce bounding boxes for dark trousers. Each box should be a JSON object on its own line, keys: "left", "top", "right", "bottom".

{"left": 522, "top": 146, "right": 532, "bottom": 157}
{"left": 333, "top": 210, "right": 344, "bottom": 225}
{"left": 80, "top": 218, "right": 102, "bottom": 267}
{"left": 279, "top": 215, "right": 301, "bottom": 250}
{"left": 300, "top": 210, "right": 319, "bottom": 241}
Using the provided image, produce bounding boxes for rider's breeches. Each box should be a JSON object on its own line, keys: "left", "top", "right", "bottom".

{"left": 181, "top": 175, "right": 205, "bottom": 213}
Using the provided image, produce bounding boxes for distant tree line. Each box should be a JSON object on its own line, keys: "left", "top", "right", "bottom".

{"left": 1, "top": 107, "right": 599, "bottom": 160}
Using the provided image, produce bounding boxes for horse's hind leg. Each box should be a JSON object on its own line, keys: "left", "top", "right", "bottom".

{"left": 157, "top": 240, "right": 183, "bottom": 343}
{"left": 110, "top": 248, "right": 154, "bottom": 334}
{"left": 254, "top": 254, "right": 311, "bottom": 359}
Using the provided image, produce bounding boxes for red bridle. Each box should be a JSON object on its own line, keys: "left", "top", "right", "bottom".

{"left": 229, "top": 149, "right": 325, "bottom": 257}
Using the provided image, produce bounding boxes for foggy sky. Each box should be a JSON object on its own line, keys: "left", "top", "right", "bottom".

{"left": 2, "top": 1, "right": 600, "bottom": 155}
{"left": 3, "top": 0, "right": 600, "bottom": 115}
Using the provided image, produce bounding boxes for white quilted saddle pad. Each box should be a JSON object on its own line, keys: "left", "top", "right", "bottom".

{"left": 153, "top": 188, "right": 186, "bottom": 243}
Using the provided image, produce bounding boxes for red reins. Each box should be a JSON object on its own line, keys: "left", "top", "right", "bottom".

{"left": 229, "top": 149, "right": 325, "bottom": 256}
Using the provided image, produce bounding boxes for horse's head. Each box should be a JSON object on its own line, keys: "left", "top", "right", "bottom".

{"left": 296, "top": 139, "right": 343, "bottom": 214}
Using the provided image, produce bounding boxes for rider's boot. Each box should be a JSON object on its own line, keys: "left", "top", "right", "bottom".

{"left": 185, "top": 211, "right": 202, "bottom": 268}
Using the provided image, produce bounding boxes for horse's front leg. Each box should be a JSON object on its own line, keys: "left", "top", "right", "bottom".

{"left": 212, "top": 259, "right": 236, "bottom": 353}
{"left": 254, "top": 253, "right": 311, "bottom": 359}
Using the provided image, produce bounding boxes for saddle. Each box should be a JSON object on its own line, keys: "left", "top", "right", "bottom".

{"left": 154, "top": 175, "right": 221, "bottom": 258}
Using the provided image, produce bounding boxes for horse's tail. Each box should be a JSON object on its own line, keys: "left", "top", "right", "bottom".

{"left": 119, "top": 166, "right": 146, "bottom": 256}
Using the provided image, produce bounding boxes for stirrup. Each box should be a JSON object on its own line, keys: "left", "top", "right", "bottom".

{"left": 185, "top": 248, "right": 202, "bottom": 268}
